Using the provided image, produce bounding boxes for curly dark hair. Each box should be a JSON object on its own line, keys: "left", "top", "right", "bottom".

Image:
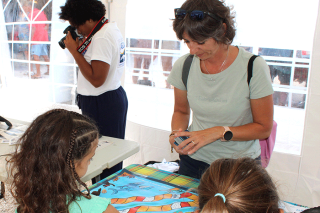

{"left": 59, "top": 0, "right": 106, "bottom": 27}
{"left": 198, "top": 157, "right": 280, "bottom": 213}
{"left": 173, "top": 0, "right": 236, "bottom": 45}
{"left": 8, "top": 109, "right": 99, "bottom": 213}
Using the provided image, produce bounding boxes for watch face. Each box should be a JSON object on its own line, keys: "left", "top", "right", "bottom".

{"left": 224, "top": 131, "right": 233, "bottom": 141}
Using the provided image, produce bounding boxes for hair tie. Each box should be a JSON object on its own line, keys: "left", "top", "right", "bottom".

{"left": 214, "top": 193, "right": 226, "bottom": 203}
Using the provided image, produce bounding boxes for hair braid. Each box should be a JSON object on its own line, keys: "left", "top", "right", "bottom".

{"left": 67, "top": 126, "right": 94, "bottom": 198}
{"left": 66, "top": 129, "right": 78, "bottom": 188}
{"left": 71, "top": 160, "right": 90, "bottom": 198}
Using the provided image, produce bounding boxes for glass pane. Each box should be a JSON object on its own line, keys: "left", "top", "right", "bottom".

{"left": 13, "top": 62, "right": 29, "bottom": 78}
{"left": 130, "top": 39, "right": 153, "bottom": 48}
{"left": 30, "top": 43, "right": 50, "bottom": 62}
{"left": 296, "top": 50, "right": 311, "bottom": 59}
{"left": 161, "top": 40, "right": 180, "bottom": 50}
{"left": 7, "top": 42, "right": 13, "bottom": 58}
{"left": 154, "top": 40, "right": 159, "bottom": 49}
{"left": 293, "top": 67, "right": 308, "bottom": 87}
{"left": 30, "top": 62, "right": 50, "bottom": 79}
{"left": 161, "top": 56, "right": 174, "bottom": 89}
{"left": 6, "top": 25, "right": 13, "bottom": 41}
{"left": 53, "top": 65, "right": 76, "bottom": 85}
{"left": 273, "top": 91, "right": 289, "bottom": 107}
{"left": 270, "top": 65, "right": 291, "bottom": 86}
{"left": 30, "top": 23, "right": 51, "bottom": 42}
{"left": 291, "top": 93, "right": 306, "bottom": 109}
{"left": 13, "top": 43, "right": 29, "bottom": 60}
{"left": 259, "top": 48, "right": 293, "bottom": 57}
{"left": 130, "top": 53, "right": 155, "bottom": 86}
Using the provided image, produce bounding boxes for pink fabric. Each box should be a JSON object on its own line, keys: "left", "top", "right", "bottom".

{"left": 260, "top": 120, "right": 277, "bottom": 168}
{"left": 28, "top": 8, "right": 49, "bottom": 41}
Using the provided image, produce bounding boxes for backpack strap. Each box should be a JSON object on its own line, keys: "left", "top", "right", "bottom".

{"left": 247, "top": 55, "right": 259, "bottom": 85}
{"left": 182, "top": 54, "right": 194, "bottom": 90}
{"left": 183, "top": 54, "right": 258, "bottom": 88}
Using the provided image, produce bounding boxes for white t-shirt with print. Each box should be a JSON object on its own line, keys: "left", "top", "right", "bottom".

{"left": 77, "top": 22, "right": 125, "bottom": 96}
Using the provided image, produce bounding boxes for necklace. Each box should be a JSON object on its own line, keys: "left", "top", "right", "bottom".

{"left": 203, "top": 46, "right": 229, "bottom": 80}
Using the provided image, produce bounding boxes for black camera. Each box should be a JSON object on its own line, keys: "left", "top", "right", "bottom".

{"left": 58, "top": 25, "right": 81, "bottom": 49}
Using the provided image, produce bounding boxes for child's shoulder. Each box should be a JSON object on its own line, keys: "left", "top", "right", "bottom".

{"left": 69, "top": 195, "right": 111, "bottom": 212}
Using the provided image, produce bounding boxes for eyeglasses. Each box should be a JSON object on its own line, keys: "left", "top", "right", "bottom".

{"left": 174, "top": 8, "right": 223, "bottom": 22}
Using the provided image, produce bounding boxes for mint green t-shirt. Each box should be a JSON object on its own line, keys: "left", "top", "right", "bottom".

{"left": 15, "top": 195, "right": 111, "bottom": 213}
{"left": 167, "top": 47, "right": 274, "bottom": 164}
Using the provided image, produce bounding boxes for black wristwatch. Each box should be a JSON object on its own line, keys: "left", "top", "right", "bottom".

{"left": 221, "top": 126, "right": 233, "bottom": 141}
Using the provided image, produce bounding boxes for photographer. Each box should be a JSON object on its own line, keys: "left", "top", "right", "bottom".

{"left": 59, "top": 0, "right": 128, "bottom": 183}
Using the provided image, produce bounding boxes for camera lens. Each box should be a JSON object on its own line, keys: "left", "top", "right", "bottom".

{"left": 58, "top": 36, "right": 66, "bottom": 49}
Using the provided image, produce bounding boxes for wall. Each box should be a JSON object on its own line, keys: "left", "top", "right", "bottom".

{"left": 123, "top": 121, "right": 179, "bottom": 167}
{"left": 266, "top": 2, "right": 320, "bottom": 207}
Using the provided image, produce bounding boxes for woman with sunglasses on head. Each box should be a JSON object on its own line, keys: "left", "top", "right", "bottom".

{"left": 167, "top": 0, "right": 274, "bottom": 179}
{"left": 59, "top": 0, "right": 128, "bottom": 183}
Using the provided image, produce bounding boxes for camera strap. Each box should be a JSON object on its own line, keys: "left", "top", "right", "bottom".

{"left": 77, "top": 16, "right": 108, "bottom": 55}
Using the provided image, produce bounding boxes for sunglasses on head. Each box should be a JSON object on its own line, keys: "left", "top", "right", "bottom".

{"left": 174, "top": 8, "right": 223, "bottom": 22}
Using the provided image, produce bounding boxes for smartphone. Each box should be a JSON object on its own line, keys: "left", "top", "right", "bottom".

{"left": 174, "top": 130, "right": 189, "bottom": 147}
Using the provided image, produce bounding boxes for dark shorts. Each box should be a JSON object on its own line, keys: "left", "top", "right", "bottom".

{"left": 178, "top": 155, "right": 262, "bottom": 180}
{"left": 77, "top": 86, "right": 128, "bottom": 139}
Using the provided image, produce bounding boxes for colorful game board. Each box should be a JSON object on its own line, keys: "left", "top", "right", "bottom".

{"left": 89, "top": 165, "right": 199, "bottom": 213}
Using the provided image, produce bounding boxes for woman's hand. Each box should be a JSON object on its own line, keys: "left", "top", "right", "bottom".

{"left": 169, "top": 128, "right": 183, "bottom": 154}
{"left": 64, "top": 31, "right": 79, "bottom": 55}
{"left": 170, "top": 127, "right": 224, "bottom": 155}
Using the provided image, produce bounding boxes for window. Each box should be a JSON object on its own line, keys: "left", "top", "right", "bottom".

{"left": 124, "top": 0, "right": 187, "bottom": 130}
{"left": 3, "top": 0, "right": 52, "bottom": 79}
{"left": 0, "top": 0, "right": 78, "bottom": 121}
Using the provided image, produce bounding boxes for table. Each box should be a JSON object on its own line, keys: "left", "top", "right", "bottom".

{"left": 81, "top": 136, "right": 140, "bottom": 182}
{"left": 89, "top": 164, "right": 310, "bottom": 213}
{"left": 0, "top": 119, "right": 140, "bottom": 183}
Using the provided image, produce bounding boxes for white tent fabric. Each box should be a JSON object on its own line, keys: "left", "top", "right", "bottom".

{"left": 266, "top": 2, "right": 320, "bottom": 207}
{"left": 0, "top": 0, "right": 319, "bottom": 208}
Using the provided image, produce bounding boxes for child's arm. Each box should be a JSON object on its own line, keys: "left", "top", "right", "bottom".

{"left": 103, "top": 204, "right": 119, "bottom": 213}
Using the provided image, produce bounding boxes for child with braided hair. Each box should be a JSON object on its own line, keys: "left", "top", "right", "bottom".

{"left": 197, "top": 157, "right": 284, "bottom": 213}
{"left": 8, "top": 109, "right": 119, "bottom": 213}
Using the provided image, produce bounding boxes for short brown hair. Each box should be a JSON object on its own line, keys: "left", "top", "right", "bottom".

{"left": 198, "top": 158, "right": 280, "bottom": 213}
{"left": 173, "top": 0, "right": 236, "bottom": 45}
